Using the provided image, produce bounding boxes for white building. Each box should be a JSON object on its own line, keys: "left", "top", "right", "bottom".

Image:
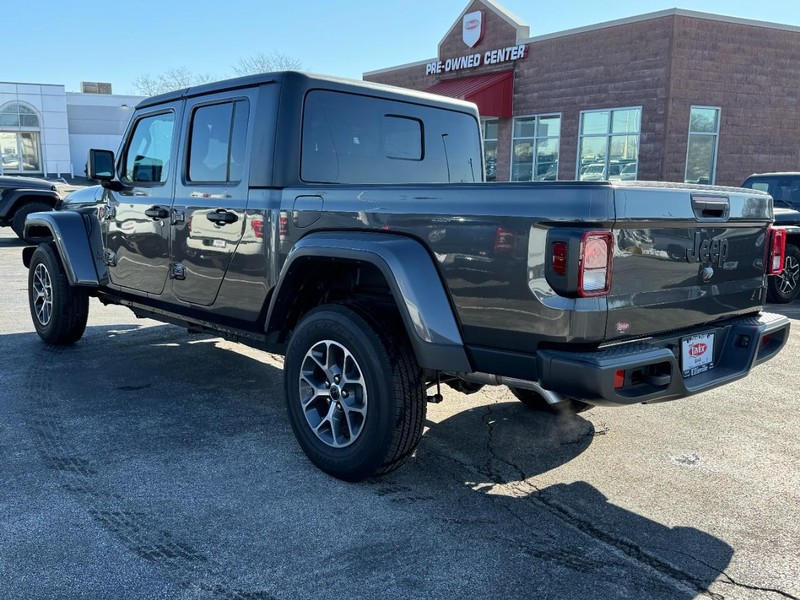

{"left": 0, "top": 81, "right": 143, "bottom": 178}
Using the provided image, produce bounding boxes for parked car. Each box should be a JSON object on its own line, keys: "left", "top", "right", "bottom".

{"left": 579, "top": 163, "right": 606, "bottom": 181}
{"left": 619, "top": 163, "right": 638, "bottom": 181}
{"left": 741, "top": 172, "right": 800, "bottom": 303}
{"left": 0, "top": 176, "right": 59, "bottom": 241}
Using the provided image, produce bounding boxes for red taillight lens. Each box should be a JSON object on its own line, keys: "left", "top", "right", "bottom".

{"left": 279, "top": 214, "right": 288, "bottom": 239}
{"left": 251, "top": 219, "right": 264, "bottom": 238}
{"left": 579, "top": 232, "right": 613, "bottom": 297}
{"left": 768, "top": 226, "right": 786, "bottom": 275}
{"left": 614, "top": 369, "right": 625, "bottom": 389}
{"left": 494, "top": 226, "right": 514, "bottom": 254}
{"left": 552, "top": 242, "right": 568, "bottom": 276}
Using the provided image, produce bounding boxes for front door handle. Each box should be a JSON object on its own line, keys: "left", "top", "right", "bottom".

{"left": 144, "top": 206, "right": 170, "bottom": 220}
{"left": 206, "top": 209, "right": 238, "bottom": 225}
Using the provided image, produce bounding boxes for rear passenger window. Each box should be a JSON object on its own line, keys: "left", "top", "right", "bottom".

{"left": 187, "top": 100, "right": 250, "bottom": 184}
{"left": 302, "top": 90, "right": 481, "bottom": 184}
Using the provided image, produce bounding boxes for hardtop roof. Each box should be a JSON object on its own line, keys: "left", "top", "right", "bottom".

{"left": 136, "top": 71, "right": 478, "bottom": 114}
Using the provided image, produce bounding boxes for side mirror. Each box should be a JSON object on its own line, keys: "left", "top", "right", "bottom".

{"left": 87, "top": 149, "right": 115, "bottom": 181}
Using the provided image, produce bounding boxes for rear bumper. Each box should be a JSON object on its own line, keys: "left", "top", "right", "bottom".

{"left": 537, "top": 312, "right": 789, "bottom": 406}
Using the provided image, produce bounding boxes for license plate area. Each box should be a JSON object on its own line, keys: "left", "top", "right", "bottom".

{"left": 681, "top": 333, "right": 715, "bottom": 377}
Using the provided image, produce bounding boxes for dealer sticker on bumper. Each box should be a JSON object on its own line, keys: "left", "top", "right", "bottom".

{"left": 681, "top": 333, "right": 715, "bottom": 377}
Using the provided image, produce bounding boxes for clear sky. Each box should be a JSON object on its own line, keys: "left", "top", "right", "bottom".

{"left": 6, "top": 0, "right": 800, "bottom": 95}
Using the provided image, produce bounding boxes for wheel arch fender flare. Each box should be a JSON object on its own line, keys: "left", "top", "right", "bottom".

{"left": 266, "top": 232, "right": 472, "bottom": 372}
{"left": 0, "top": 189, "right": 59, "bottom": 220}
{"left": 23, "top": 211, "right": 101, "bottom": 287}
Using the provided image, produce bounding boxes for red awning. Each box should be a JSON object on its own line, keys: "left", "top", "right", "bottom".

{"left": 426, "top": 71, "right": 514, "bottom": 118}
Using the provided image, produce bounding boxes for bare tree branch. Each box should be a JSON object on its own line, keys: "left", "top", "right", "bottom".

{"left": 131, "top": 52, "right": 303, "bottom": 96}
{"left": 132, "top": 67, "right": 216, "bottom": 96}
{"left": 231, "top": 52, "right": 303, "bottom": 76}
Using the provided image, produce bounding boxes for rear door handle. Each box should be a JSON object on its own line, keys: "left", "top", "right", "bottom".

{"left": 206, "top": 209, "right": 238, "bottom": 225}
{"left": 144, "top": 206, "right": 170, "bottom": 220}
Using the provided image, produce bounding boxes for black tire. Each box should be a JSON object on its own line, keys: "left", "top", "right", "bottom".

{"left": 28, "top": 242, "right": 89, "bottom": 345}
{"left": 767, "top": 244, "right": 800, "bottom": 304}
{"left": 509, "top": 387, "right": 591, "bottom": 414}
{"left": 11, "top": 201, "right": 53, "bottom": 241}
{"left": 284, "top": 303, "right": 426, "bottom": 481}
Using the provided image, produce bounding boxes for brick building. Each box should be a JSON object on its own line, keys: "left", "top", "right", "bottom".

{"left": 364, "top": 0, "right": 800, "bottom": 186}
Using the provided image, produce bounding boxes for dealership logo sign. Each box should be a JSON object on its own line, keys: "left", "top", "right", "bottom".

{"left": 426, "top": 9, "right": 527, "bottom": 75}
{"left": 462, "top": 10, "right": 483, "bottom": 48}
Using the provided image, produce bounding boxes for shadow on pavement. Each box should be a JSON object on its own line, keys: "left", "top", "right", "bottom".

{"left": 0, "top": 323, "right": 734, "bottom": 599}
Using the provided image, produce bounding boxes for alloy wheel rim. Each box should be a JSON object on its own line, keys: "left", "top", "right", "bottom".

{"left": 299, "top": 339, "right": 368, "bottom": 448}
{"left": 32, "top": 263, "right": 53, "bottom": 326}
{"left": 778, "top": 255, "right": 800, "bottom": 295}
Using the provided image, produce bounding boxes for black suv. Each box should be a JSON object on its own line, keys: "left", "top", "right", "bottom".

{"left": 741, "top": 173, "right": 800, "bottom": 303}
{"left": 0, "top": 176, "right": 59, "bottom": 241}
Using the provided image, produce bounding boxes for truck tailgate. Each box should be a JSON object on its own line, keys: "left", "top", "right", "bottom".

{"left": 607, "top": 183, "right": 772, "bottom": 341}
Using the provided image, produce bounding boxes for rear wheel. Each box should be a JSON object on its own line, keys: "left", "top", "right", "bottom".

{"left": 509, "top": 387, "right": 591, "bottom": 414}
{"left": 767, "top": 244, "right": 800, "bottom": 303}
{"left": 12, "top": 201, "right": 52, "bottom": 241}
{"left": 28, "top": 243, "right": 89, "bottom": 345}
{"left": 284, "top": 303, "right": 426, "bottom": 481}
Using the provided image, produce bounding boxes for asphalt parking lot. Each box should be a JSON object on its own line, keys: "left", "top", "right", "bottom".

{"left": 0, "top": 227, "right": 798, "bottom": 600}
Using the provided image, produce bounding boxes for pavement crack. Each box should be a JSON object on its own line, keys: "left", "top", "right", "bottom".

{"left": 664, "top": 550, "right": 799, "bottom": 600}
{"left": 519, "top": 487, "right": 726, "bottom": 600}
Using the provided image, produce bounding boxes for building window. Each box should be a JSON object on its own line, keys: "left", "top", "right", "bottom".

{"left": 511, "top": 115, "right": 560, "bottom": 181}
{"left": 0, "top": 102, "right": 43, "bottom": 174}
{"left": 577, "top": 107, "right": 641, "bottom": 181}
{"left": 481, "top": 119, "right": 498, "bottom": 182}
{"left": 685, "top": 106, "right": 720, "bottom": 185}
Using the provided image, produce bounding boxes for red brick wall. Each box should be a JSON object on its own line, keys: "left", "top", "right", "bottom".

{"left": 515, "top": 17, "right": 673, "bottom": 182}
{"left": 666, "top": 16, "right": 800, "bottom": 186}
{"left": 364, "top": 62, "right": 429, "bottom": 91}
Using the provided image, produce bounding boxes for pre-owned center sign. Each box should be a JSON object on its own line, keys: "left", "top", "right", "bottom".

{"left": 426, "top": 44, "right": 527, "bottom": 75}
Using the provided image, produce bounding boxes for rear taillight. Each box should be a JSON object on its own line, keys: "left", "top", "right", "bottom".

{"left": 579, "top": 232, "right": 613, "bottom": 297}
{"left": 552, "top": 242, "right": 568, "bottom": 276}
{"left": 279, "top": 213, "right": 288, "bottom": 240}
{"left": 251, "top": 219, "right": 264, "bottom": 238}
{"left": 494, "top": 226, "right": 514, "bottom": 254}
{"left": 768, "top": 226, "right": 786, "bottom": 275}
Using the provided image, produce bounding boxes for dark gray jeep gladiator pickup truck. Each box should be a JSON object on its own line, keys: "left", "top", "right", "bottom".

{"left": 22, "top": 72, "right": 790, "bottom": 481}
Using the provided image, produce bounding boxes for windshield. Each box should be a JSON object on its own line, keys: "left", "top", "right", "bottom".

{"left": 742, "top": 176, "right": 800, "bottom": 210}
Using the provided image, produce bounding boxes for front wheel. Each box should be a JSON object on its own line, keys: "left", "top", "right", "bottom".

{"left": 767, "top": 244, "right": 800, "bottom": 304}
{"left": 284, "top": 304, "right": 426, "bottom": 481}
{"left": 28, "top": 243, "right": 89, "bottom": 345}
